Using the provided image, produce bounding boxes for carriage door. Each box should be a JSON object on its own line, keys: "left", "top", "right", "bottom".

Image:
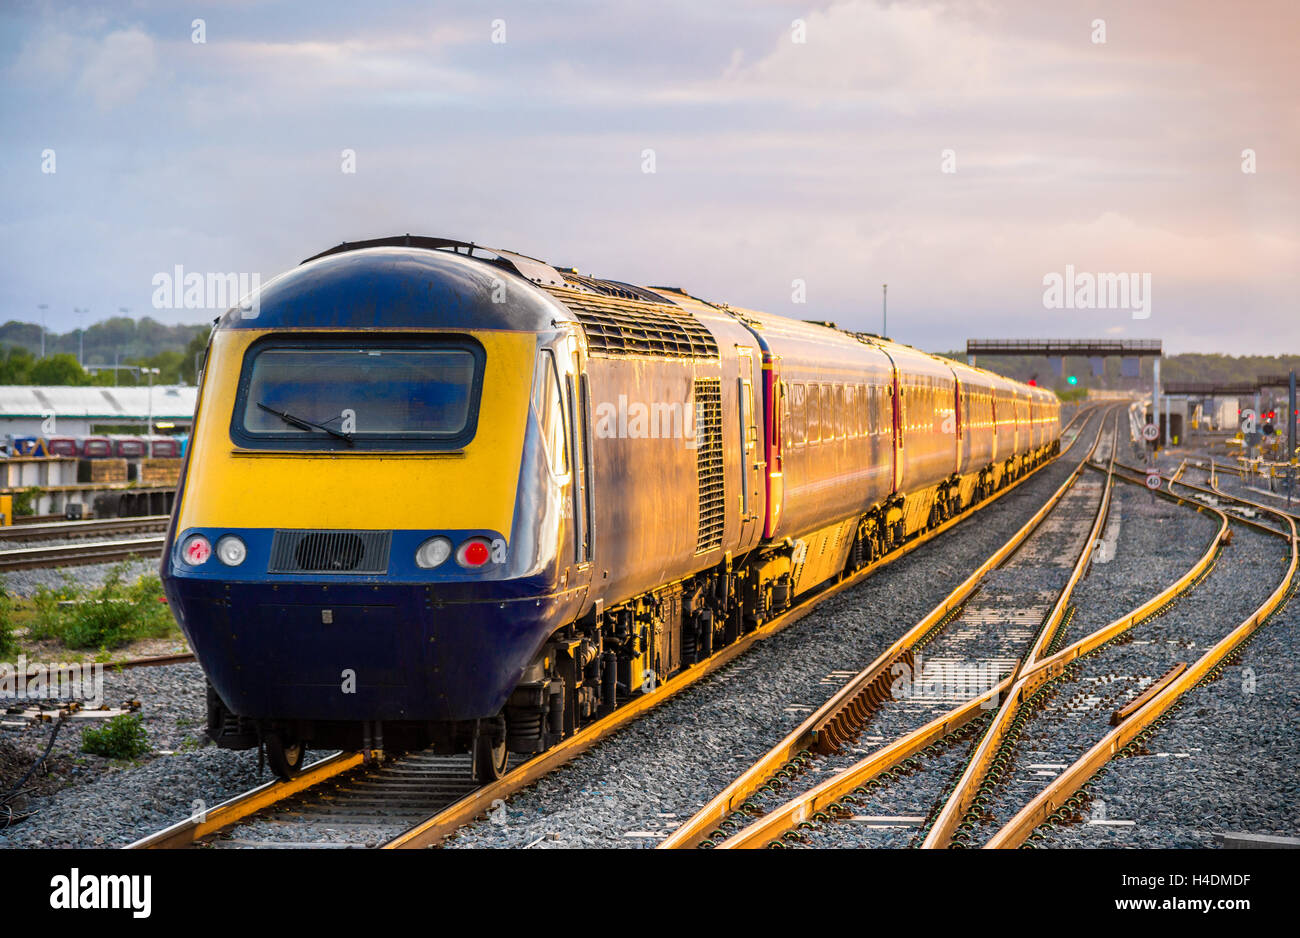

{"left": 737, "top": 347, "right": 763, "bottom": 544}
{"left": 566, "top": 335, "right": 593, "bottom": 570}
{"left": 763, "top": 352, "right": 784, "bottom": 539}
{"left": 892, "top": 370, "right": 904, "bottom": 491}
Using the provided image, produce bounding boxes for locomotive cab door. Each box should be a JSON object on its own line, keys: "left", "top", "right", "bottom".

{"left": 566, "top": 335, "right": 593, "bottom": 570}
{"left": 737, "top": 347, "right": 764, "bottom": 547}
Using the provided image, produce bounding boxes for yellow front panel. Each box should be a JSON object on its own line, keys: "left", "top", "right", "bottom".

{"left": 177, "top": 328, "right": 534, "bottom": 537}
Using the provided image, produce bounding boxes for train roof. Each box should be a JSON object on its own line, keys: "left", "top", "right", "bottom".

{"left": 240, "top": 236, "right": 1053, "bottom": 400}
{"left": 218, "top": 244, "right": 575, "bottom": 333}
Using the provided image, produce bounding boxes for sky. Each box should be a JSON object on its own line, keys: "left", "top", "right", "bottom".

{"left": 1, "top": 0, "right": 1296, "bottom": 355}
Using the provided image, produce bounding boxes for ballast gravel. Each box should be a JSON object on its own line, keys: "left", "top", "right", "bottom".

{"left": 0, "top": 661, "right": 326, "bottom": 848}
{"left": 2, "top": 556, "right": 160, "bottom": 598}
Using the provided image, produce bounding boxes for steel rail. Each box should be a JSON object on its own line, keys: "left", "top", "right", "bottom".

{"left": 1108, "top": 464, "right": 1285, "bottom": 538}
{"left": 0, "top": 536, "right": 165, "bottom": 570}
{"left": 0, "top": 515, "right": 170, "bottom": 542}
{"left": 112, "top": 652, "right": 196, "bottom": 669}
{"left": 709, "top": 676, "right": 1016, "bottom": 848}
{"left": 1018, "top": 471, "right": 1230, "bottom": 684}
{"left": 1117, "top": 459, "right": 1299, "bottom": 526}
{"left": 384, "top": 412, "right": 1096, "bottom": 850}
{"left": 1204, "top": 461, "right": 1300, "bottom": 515}
{"left": 712, "top": 465, "right": 1227, "bottom": 841}
{"left": 985, "top": 500, "right": 1296, "bottom": 848}
{"left": 127, "top": 751, "right": 370, "bottom": 849}
{"left": 920, "top": 407, "right": 1122, "bottom": 848}
{"left": 674, "top": 464, "right": 1232, "bottom": 849}
{"left": 660, "top": 406, "right": 1114, "bottom": 848}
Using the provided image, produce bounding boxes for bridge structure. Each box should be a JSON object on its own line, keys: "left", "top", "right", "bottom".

{"left": 966, "top": 338, "right": 1168, "bottom": 439}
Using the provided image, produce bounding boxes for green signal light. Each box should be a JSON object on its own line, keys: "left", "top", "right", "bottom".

{"left": 1067, "top": 375, "right": 1078, "bottom": 385}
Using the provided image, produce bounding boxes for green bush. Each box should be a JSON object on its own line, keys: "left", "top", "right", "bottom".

{"left": 0, "top": 581, "right": 15, "bottom": 658}
{"left": 81, "top": 713, "right": 151, "bottom": 759}
{"left": 13, "top": 486, "right": 42, "bottom": 517}
{"left": 36, "top": 566, "right": 178, "bottom": 650}
{"left": 27, "top": 577, "right": 81, "bottom": 641}
{"left": 124, "top": 572, "right": 175, "bottom": 640}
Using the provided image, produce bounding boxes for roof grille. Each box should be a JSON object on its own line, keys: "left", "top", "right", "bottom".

{"left": 546, "top": 287, "right": 719, "bottom": 360}
{"left": 269, "top": 530, "right": 391, "bottom": 574}
{"left": 559, "top": 272, "right": 674, "bottom": 305}
{"left": 694, "top": 378, "right": 725, "bottom": 554}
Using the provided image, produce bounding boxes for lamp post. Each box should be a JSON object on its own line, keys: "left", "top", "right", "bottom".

{"left": 37, "top": 304, "right": 48, "bottom": 358}
{"left": 73, "top": 307, "right": 88, "bottom": 366}
{"left": 144, "top": 367, "right": 160, "bottom": 436}
{"left": 882, "top": 284, "right": 887, "bottom": 339}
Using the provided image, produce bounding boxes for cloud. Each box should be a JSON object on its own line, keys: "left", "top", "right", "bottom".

{"left": 10, "top": 22, "right": 156, "bottom": 110}
{"left": 77, "top": 28, "right": 156, "bottom": 110}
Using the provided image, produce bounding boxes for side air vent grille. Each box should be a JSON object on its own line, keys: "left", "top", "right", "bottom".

{"left": 545, "top": 288, "right": 720, "bottom": 360}
{"left": 560, "top": 272, "right": 673, "bottom": 304}
{"left": 269, "top": 530, "right": 391, "bottom": 574}
{"left": 694, "top": 378, "right": 725, "bottom": 554}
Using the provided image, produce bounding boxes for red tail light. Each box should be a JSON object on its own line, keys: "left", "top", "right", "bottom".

{"left": 456, "top": 537, "right": 491, "bottom": 568}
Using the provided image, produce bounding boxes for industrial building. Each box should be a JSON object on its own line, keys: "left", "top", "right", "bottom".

{"left": 0, "top": 385, "right": 197, "bottom": 439}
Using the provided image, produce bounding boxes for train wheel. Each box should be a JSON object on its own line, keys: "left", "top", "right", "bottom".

{"left": 473, "top": 717, "right": 508, "bottom": 782}
{"left": 266, "top": 734, "right": 305, "bottom": 781}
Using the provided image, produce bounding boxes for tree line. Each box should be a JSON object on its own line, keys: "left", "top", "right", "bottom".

{"left": 0, "top": 319, "right": 209, "bottom": 386}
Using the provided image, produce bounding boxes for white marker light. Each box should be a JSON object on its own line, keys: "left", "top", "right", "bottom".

{"left": 415, "top": 536, "right": 453, "bottom": 569}
{"left": 216, "top": 535, "right": 247, "bottom": 566}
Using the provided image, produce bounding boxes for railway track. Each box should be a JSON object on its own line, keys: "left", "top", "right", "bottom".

{"left": 0, "top": 535, "right": 166, "bottom": 571}
{"left": 0, "top": 515, "right": 169, "bottom": 544}
{"left": 980, "top": 472, "right": 1295, "bottom": 849}
{"left": 128, "top": 409, "right": 1099, "bottom": 849}
{"left": 129, "top": 751, "right": 484, "bottom": 849}
{"left": 664, "top": 431, "right": 1295, "bottom": 849}
{"left": 658, "top": 403, "right": 1121, "bottom": 848}
{"left": 0, "top": 514, "right": 168, "bottom": 570}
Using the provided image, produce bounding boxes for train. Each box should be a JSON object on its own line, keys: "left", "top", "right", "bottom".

{"left": 5, "top": 434, "right": 185, "bottom": 459}
{"left": 161, "top": 235, "right": 1061, "bottom": 780}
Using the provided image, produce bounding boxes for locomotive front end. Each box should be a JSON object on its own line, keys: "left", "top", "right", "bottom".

{"left": 163, "top": 245, "right": 583, "bottom": 775}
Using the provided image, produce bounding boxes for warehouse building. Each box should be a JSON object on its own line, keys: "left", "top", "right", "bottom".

{"left": 0, "top": 385, "right": 198, "bottom": 439}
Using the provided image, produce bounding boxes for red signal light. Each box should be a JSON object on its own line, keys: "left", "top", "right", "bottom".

{"left": 1028, "top": 379, "right": 1037, "bottom": 387}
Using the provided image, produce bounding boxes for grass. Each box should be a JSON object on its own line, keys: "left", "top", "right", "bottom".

{"left": 0, "top": 580, "right": 16, "bottom": 657}
{"left": 81, "top": 713, "right": 151, "bottom": 759}
{"left": 9, "top": 564, "right": 181, "bottom": 654}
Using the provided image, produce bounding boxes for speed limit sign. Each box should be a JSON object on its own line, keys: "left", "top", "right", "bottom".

{"left": 1145, "top": 472, "right": 1162, "bottom": 490}
{"left": 1141, "top": 423, "right": 1159, "bottom": 442}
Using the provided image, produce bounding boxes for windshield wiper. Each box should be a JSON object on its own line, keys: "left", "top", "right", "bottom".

{"left": 256, "top": 402, "right": 354, "bottom": 445}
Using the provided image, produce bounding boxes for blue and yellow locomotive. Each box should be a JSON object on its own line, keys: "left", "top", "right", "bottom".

{"left": 162, "top": 236, "right": 1059, "bottom": 779}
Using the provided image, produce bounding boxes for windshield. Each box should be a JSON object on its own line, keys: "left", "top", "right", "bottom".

{"left": 232, "top": 339, "right": 483, "bottom": 450}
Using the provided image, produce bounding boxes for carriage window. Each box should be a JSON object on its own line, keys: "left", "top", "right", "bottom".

{"left": 807, "top": 383, "right": 821, "bottom": 443}
{"left": 792, "top": 383, "right": 806, "bottom": 445}
{"left": 780, "top": 381, "right": 792, "bottom": 445}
